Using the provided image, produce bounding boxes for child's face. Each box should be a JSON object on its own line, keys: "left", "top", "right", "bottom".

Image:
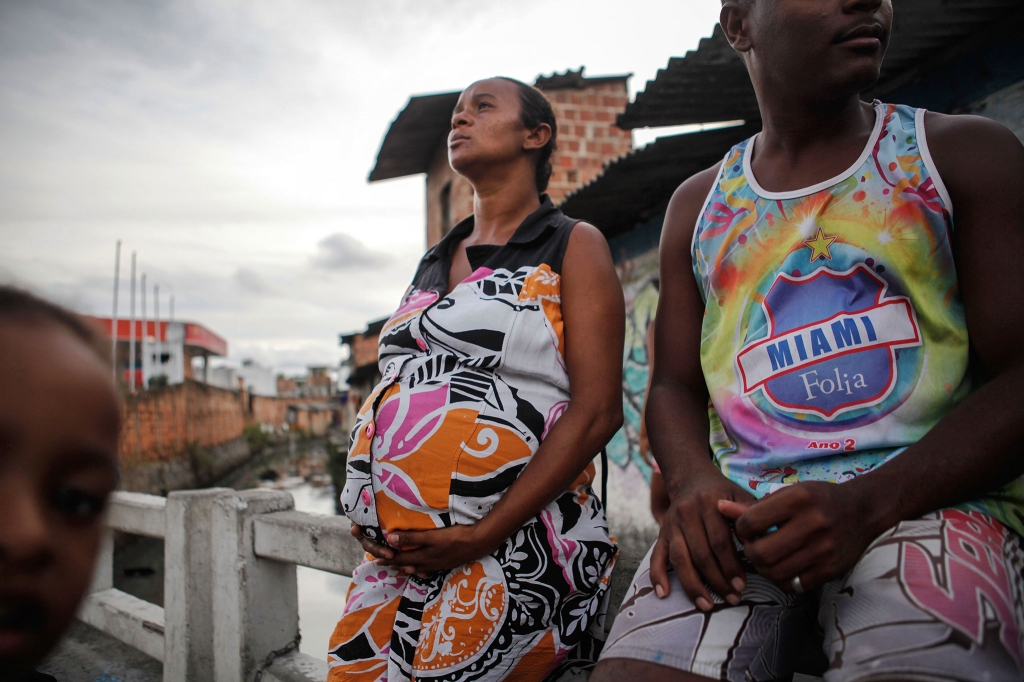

{"left": 0, "top": 319, "right": 120, "bottom": 673}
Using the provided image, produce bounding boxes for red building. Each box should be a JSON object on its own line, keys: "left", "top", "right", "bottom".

{"left": 89, "top": 317, "right": 227, "bottom": 389}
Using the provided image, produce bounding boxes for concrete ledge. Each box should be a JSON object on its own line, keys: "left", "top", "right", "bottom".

{"left": 254, "top": 510, "right": 364, "bottom": 576}
{"left": 265, "top": 651, "right": 328, "bottom": 682}
{"left": 40, "top": 621, "right": 163, "bottom": 681}
{"left": 107, "top": 491, "right": 168, "bottom": 538}
{"left": 78, "top": 588, "right": 166, "bottom": 662}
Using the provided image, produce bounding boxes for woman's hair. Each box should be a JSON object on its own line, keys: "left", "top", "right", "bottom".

{"left": 497, "top": 77, "right": 557, "bottom": 195}
{"left": 0, "top": 285, "right": 110, "bottom": 365}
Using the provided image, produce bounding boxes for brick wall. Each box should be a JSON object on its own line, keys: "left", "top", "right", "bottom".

{"left": 544, "top": 81, "right": 633, "bottom": 204}
{"left": 118, "top": 381, "right": 250, "bottom": 493}
{"left": 252, "top": 394, "right": 289, "bottom": 427}
{"left": 250, "top": 395, "right": 330, "bottom": 427}
{"left": 349, "top": 332, "right": 383, "bottom": 369}
{"left": 117, "top": 381, "right": 338, "bottom": 493}
{"left": 425, "top": 76, "right": 632, "bottom": 248}
{"left": 119, "top": 380, "right": 247, "bottom": 470}
{"left": 294, "top": 408, "right": 334, "bottom": 437}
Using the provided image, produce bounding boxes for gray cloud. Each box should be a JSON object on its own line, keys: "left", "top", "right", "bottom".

{"left": 311, "top": 233, "right": 391, "bottom": 271}
{"left": 233, "top": 268, "right": 276, "bottom": 296}
{"left": 0, "top": 0, "right": 722, "bottom": 371}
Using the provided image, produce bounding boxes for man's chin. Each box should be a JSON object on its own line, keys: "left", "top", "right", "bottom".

{"left": 834, "top": 58, "right": 884, "bottom": 93}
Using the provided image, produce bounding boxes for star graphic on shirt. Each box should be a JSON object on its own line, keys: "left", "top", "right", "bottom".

{"left": 804, "top": 228, "right": 837, "bottom": 262}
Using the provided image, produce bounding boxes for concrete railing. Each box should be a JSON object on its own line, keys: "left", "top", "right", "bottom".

{"left": 82, "top": 488, "right": 642, "bottom": 682}
{"left": 82, "top": 491, "right": 168, "bottom": 662}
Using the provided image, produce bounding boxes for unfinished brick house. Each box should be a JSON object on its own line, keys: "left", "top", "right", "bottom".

{"left": 367, "top": 67, "right": 633, "bottom": 248}
{"left": 339, "top": 316, "right": 388, "bottom": 407}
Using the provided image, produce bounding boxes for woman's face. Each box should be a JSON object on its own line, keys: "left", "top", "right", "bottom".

{"left": 447, "top": 78, "right": 533, "bottom": 178}
{"left": 0, "top": 319, "right": 120, "bottom": 673}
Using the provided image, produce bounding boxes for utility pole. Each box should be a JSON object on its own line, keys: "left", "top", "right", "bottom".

{"left": 111, "top": 240, "right": 121, "bottom": 384}
{"left": 152, "top": 283, "right": 163, "bottom": 461}
{"left": 128, "top": 252, "right": 137, "bottom": 392}
{"left": 154, "top": 284, "right": 161, "bottom": 376}
{"left": 141, "top": 273, "right": 147, "bottom": 390}
{"left": 169, "top": 294, "right": 175, "bottom": 323}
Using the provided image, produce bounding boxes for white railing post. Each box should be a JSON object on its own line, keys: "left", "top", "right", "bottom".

{"left": 164, "top": 488, "right": 231, "bottom": 682}
{"left": 212, "top": 489, "right": 299, "bottom": 682}
{"left": 79, "top": 493, "right": 167, "bottom": 661}
{"left": 88, "top": 527, "right": 115, "bottom": 594}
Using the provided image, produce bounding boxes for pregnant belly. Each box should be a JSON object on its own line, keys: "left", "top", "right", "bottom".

{"left": 366, "top": 381, "right": 536, "bottom": 534}
{"left": 372, "top": 407, "right": 483, "bottom": 533}
{"left": 366, "top": 381, "right": 481, "bottom": 534}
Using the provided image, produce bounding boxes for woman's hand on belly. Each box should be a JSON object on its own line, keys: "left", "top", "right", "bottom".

{"left": 384, "top": 524, "right": 501, "bottom": 576}
{"left": 349, "top": 522, "right": 500, "bottom": 576}
{"left": 350, "top": 523, "right": 397, "bottom": 560}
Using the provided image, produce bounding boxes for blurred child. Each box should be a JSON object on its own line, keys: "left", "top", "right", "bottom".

{"left": 0, "top": 286, "right": 121, "bottom": 679}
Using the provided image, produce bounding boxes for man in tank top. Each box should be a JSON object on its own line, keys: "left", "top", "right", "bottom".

{"left": 594, "top": 1, "right": 1024, "bottom": 681}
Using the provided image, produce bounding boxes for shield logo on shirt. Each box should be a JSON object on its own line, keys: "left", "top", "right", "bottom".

{"left": 736, "top": 264, "right": 921, "bottom": 421}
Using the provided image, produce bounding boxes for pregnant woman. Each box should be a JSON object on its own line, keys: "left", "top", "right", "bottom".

{"left": 327, "top": 77, "right": 625, "bottom": 681}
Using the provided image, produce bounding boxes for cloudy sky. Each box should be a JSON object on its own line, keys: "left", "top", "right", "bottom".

{"left": 0, "top": 0, "right": 721, "bottom": 373}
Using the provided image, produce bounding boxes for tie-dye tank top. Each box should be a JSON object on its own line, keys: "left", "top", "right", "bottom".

{"left": 692, "top": 102, "right": 1024, "bottom": 536}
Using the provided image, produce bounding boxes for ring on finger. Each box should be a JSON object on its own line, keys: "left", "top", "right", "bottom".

{"left": 790, "top": 575, "right": 804, "bottom": 594}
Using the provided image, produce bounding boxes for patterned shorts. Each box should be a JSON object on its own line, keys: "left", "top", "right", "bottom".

{"left": 601, "top": 509, "right": 1024, "bottom": 682}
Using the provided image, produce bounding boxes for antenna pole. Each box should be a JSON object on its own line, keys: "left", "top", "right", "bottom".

{"left": 128, "top": 252, "right": 137, "bottom": 392}
{"left": 154, "top": 284, "right": 161, "bottom": 375}
{"left": 141, "top": 273, "right": 147, "bottom": 390}
{"left": 111, "top": 240, "right": 121, "bottom": 383}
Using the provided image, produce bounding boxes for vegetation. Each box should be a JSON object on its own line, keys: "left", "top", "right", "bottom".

{"left": 243, "top": 423, "right": 269, "bottom": 455}
{"left": 186, "top": 441, "right": 215, "bottom": 483}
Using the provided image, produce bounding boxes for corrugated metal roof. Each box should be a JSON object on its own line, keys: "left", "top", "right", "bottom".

{"left": 868, "top": 3, "right": 1024, "bottom": 101}
{"left": 339, "top": 316, "right": 389, "bottom": 346}
{"left": 560, "top": 122, "right": 760, "bottom": 240}
{"left": 534, "top": 67, "right": 632, "bottom": 90}
{"left": 367, "top": 92, "right": 460, "bottom": 182}
{"left": 619, "top": 1, "right": 1024, "bottom": 130}
{"left": 870, "top": 0, "right": 1024, "bottom": 96}
{"left": 618, "top": 26, "right": 759, "bottom": 130}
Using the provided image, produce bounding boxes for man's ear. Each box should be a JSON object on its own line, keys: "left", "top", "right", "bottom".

{"left": 524, "top": 123, "right": 552, "bottom": 152}
{"left": 721, "top": 2, "right": 754, "bottom": 53}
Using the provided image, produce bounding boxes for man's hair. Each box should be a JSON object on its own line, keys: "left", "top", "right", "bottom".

{"left": 0, "top": 285, "right": 110, "bottom": 365}
{"left": 497, "top": 77, "right": 558, "bottom": 195}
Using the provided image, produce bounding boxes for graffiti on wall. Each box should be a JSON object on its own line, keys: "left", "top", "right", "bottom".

{"left": 606, "top": 248, "right": 660, "bottom": 483}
